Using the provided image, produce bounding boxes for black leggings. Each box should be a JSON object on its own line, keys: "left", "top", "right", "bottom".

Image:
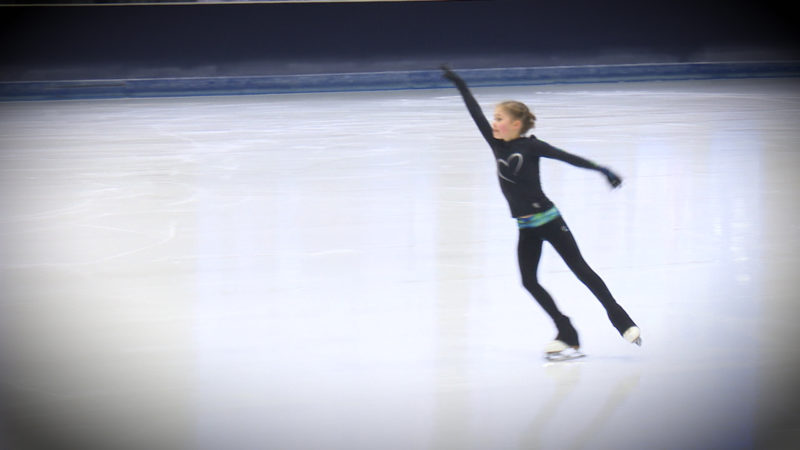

{"left": 517, "top": 216, "right": 635, "bottom": 335}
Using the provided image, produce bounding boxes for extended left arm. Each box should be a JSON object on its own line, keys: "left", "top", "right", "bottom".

{"left": 540, "top": 144, "right": 623, "bottom": 188}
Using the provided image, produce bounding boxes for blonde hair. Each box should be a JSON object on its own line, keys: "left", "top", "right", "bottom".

{"left": 498, "top": 101, "right": 536, "bottom": 135}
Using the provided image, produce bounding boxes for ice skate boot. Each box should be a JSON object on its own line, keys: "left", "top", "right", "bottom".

{"left": 544, "top": 342, "right": 585, "bottom": 362}
{"left": 623, "top": 326, "right": 642, "bottom": 346}
{"left": 544, "top": 317, "right": 584, "bottom": 361}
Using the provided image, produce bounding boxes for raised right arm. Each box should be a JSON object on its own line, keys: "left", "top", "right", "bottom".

{"left": 442, "top": 67, "right": 495, "bottom": 144}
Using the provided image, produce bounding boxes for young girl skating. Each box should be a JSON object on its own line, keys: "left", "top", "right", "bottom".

{"left": 442, "top": 67, "right": 641, "bottom": 361}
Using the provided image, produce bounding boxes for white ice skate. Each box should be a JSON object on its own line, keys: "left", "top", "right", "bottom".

{"left": 544, "top": 340, "right": 585, "bottom": 362}
{"left": 623, "top": 326, "right": 642, "bottom": 346}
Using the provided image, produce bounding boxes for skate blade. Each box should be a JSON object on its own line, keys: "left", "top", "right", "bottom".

{"left": 545, "top": 348, "right": 585, "bottom": 362}
{"left": 543, "top": 339, "right": 582, "bottom": 353}
{"left": 623, "top": 326, "right": 642, "bottom": 346}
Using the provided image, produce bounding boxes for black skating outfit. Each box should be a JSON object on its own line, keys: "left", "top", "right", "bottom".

{"left": 445, "top": 71, "right": 636, "bottom": 345}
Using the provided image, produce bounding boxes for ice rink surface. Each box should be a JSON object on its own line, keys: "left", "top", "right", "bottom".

{"left": 1, "top": 78, "right": 799, "bottom": 449}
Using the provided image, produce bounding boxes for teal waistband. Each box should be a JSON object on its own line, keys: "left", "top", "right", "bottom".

{"left": 517, "top": 206, "right": 561, "bottom": 229}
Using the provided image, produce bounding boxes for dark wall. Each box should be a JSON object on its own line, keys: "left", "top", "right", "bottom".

{"left": 1, "top": 0, "right": 798, "bottom": 81}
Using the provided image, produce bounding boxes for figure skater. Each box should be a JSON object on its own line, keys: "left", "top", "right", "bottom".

{"left": 442, "top": 67, "right": 641, "bottom": 360}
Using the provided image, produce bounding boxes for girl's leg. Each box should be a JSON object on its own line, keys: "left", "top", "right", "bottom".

{"left": 518, "top": 228, "right": 579, "bottom": 346}
{"left": 541, "top": 218, "right": 636, "bottom": 335}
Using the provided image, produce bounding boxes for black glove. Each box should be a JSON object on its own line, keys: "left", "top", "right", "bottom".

{"left": 441, "top": 65, "right": 460, "bottom": 83}
{"left": 599, "top": 167, "right": 623, "bottom": 188}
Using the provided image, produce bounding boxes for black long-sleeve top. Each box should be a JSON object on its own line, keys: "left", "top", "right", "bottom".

{"left": 450, "top": 76, "right": 603, "bottom": 218}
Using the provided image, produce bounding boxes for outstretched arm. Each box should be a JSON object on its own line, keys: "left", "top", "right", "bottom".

{"left": 598, "top": 166, "right": 623, "bottom": 188}
{"left": 540, "top": 144, "right": 623, "bottom": 188}
{"left": 442, "top": 67, "right": 495, "bottom": 144}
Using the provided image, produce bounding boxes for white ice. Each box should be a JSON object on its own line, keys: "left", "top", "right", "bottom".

{"left": 1, "top": 79, "right": 799, "bottom": 449}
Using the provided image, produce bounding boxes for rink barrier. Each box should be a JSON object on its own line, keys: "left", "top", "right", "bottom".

{"left": 1, "top": 61, "right": 799, "bottom": 101}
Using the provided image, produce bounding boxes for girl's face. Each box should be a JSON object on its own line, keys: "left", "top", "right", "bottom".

{"left": 492, "top": 107, "right": 523, "bottom": 141}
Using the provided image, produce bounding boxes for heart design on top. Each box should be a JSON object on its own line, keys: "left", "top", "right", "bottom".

{"left": 497, "top": 153, "right": 524, "bottom": 184}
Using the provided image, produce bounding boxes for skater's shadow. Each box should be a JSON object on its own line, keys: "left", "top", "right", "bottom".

{"left": 522, "top": 362, "right": 583, "bottom": 447}
{"left": 522, "top": 362, "right": 641, "bottom": 449}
